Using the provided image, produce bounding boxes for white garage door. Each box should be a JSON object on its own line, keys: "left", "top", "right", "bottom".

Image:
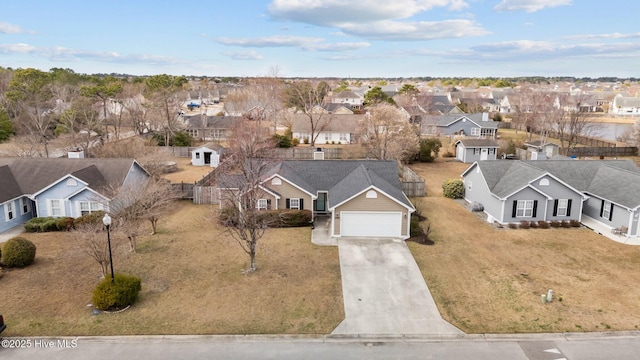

{"left": 341, "top": 212, "right": 402, "bottom": 238}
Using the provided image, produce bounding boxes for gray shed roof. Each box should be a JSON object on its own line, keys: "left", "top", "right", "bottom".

{"left": 456, "top": 139, "right": 499, "bottom": 147}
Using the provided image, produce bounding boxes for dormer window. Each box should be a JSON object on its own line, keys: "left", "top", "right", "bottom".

{"left": 66, "top": 178, "right": 77, "bottom": 186}
{"left": 271, "top": 178, "right": 282, "bottom": 186}
{"left": 366, "top": 190, "right": 378, "bottom": 199}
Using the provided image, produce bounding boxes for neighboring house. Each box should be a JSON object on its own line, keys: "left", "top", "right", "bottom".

{"left": 0, "top": 158, "right": 149, "bottom": 233}
{"left": 610, "top": 94, "right": 640, "bottom": 115}
{"left": 331, "top": 90, "right": 363, "bottom": 110}
{"left": 191, "top": 143, "right": 224, "bottom": 167}
{"left": 461, "top": 160, "right": 640, "bottom": 237}
{"left": 181, "top": 114, "right": 240, "bottom": 141}
{"left": 524, "top": 140, "right": 560, "bottom": 160}
{"left": 220, "top": 160, "right": 415, "bottom": 239}
{"left": 291, "top": 113, "right": 362, "bottom": 144}
{"left": 421, "top": 113, "right": 499, "bottom": 138}
{"left": 400, "top": 105, "right": 426, "bottom": 124}
{"left": 455, "top": 139, "right": 499, "bottom": 163}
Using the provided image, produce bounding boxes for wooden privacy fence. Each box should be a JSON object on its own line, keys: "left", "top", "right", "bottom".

{"left": 399, "top": 164, "right": 425, "bottom": 197}
{"left": 273, "top": 147, "right": 342, "bottom": 159}
{"left": 193, "top": 186, "right": 220, "bottom": 205}
{"left": 564, "top": 146, "right": 638, "bottom": 157}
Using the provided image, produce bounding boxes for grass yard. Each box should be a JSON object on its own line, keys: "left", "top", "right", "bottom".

{"left": 0, "top": 201, "right": 343, "bottom": 336}
{"left": 409, "top": 159, "right": 640, "bottom": 333}
{"left": 160, "top": 157, "right": 213, "bottom": 183}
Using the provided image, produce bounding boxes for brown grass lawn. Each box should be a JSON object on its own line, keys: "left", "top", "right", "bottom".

{"left": 160, "top": 157, "right": 214, "bottom": 184}
{"left": 0, "top": 202, "right": 343, "bottom": 336}
{"left": 409, "top": 159, "right": 640, "bottom": 333}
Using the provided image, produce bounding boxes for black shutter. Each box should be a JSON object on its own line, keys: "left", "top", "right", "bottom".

{"left": 609, "top": 202, "right": 614, "bottom": 221}
{"left": 553, "top": 200, "right": 558, "bottom": 216}
{"left": 567, "top": 199, "right": 572, "bottom": 217}
{"left": 286, "top": 199, "right": 290, "bottom": 209}
{"left": 300, "top": 198, "right": 304, "bottom": 210}
{"left": 512, "top": 201, "right": 517, "bottom": 218}
{"left": 600, "top": 200, "right": 605, "bottom": 217}
{"left": 532, "top": 200, "right": 538, "bottom": 217}
{"left": 267, "top": 199, "right": 272, "bottom": 210}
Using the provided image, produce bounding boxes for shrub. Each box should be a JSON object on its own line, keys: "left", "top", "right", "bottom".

{"left": 508, "top": 223, "right": 518, "bottom": 229}
{"left": 219, "top": 207, "right": 239, "bottom": 227}
{"left": 443, "top": 151, "right": 455, "bottom": 158}
{"left": 258, "top": 209, "right": 312, "bottom": 228}
{"left": 92, "top": 273, "right": 142, "bottom": 311}
{"left": 24, "top": 217, "right": 75, "bottom": 232}
{"left": 561, "top": 220, "right": 572, "bottom": 228}
{"left": 519, "top": 221, "right": 530, "bottom": 229}
{"left": 538, "top": 221, "right": 550, "bottom": 229}
{"left": 410, "top": 216, "right": 421, "bottom": 237}
{"left": 74, "top": 211, "right": 106, "bottom": 227}
{"left": 442, "top": 179, "right": 464, "bottom": 199}
{"left": 292, "top": 138, "right": 300, "bottom": 146}
{"left": 550, "top": 220, "right": 561, "bottom": 228}
{"left": 418, "top": 138, "right": 442, "bottom": 162}
{"left": 2, "top": 237, "right": 36, "bottom": 267}
{"left": 273, "top": 134, "right": 292, "bottom": 148}
{"left": 529, "top": 221, "right": 539, "bottom": 228}
{"left": 303, "top": 138, "right": 309, "bottom": 144}
{"left": 570, "top": 219, "right": 581, "bottom": 228}
{"left": 468, "top": 202, "right": 484, "bottom": 212}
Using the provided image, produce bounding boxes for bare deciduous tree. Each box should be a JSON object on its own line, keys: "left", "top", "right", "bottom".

{"left": 359, "top": 103, "right": 420, "bottom": 163}
{"left": 285, "top": 80, "right": 332, "bottom": 146}
{"left": 552, "top": 94, "right": 601, "bottom": 152}
{"left": 73, "top": 221, "right": 113, "bottom": 278}
{"left": 217, "top": 119, "right": 276, "bottom": 273}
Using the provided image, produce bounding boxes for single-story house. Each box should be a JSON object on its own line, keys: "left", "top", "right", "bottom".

{"left": 180, "top": 114, "right": 240, "bottom": 141}
{"left": 461, "top": 159, "right": 640, "bottom": 237}
{"left": 291, "top": 113, "right": 362, "bottom": 145}
{"left": 455, "top": 139, "right": 499, "bottom": 163}
{"left": 422, "top": 113, "right": 499, "bottom": 138}
{"left": 220, "top": 160, "right": 415, "bottom": 239}
{"left": 191, "top": 143, "right": 224, "bottom": 167}
{"left": 0, "top": 158, "right": 149, "bottom": 234}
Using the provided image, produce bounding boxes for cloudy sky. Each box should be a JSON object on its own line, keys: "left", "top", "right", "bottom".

{"left": 1, "top": 0, "right": 639, "bottom": 78}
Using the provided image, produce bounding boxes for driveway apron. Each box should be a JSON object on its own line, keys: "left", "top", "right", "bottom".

{"left": 332, "top": 238, "right": 463, "bottom": 335}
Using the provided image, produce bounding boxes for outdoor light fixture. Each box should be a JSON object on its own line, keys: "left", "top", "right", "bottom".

{"left": 102, "top": 214, "right": 115, "bottom": 283}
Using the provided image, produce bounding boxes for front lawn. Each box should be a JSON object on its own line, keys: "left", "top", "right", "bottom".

{"left": 0, "top": 202, "right": 343, "bottom": 336}
{"left": 409, "top": 160, "right": 640, "bottom": 333}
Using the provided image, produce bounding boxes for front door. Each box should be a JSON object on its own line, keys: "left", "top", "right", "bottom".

{"left": 480, "top": 148, "right": 488, "bottom": 160}
{"left": 315, "top": 192, "right": 327, "bottom": 212}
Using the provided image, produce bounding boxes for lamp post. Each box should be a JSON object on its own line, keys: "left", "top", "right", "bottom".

{"left": 102, "top": 214, "right": 115, "bottom": 283}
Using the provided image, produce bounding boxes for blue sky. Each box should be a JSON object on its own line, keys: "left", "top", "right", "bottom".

{"left": 1, "top": 0, "right": 639, "bottom": 78}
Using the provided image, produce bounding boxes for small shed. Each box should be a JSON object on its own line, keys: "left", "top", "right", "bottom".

{"left": 191, "top": 143, "right": 224, "bottom": 167}
{"left": 524, "top": 140, "right": 560, "bottom": 160}
{"left": 455, "top": 139, "right": 499, "bottom": 163}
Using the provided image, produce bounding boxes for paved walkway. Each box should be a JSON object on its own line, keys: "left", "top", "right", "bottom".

{"left": 0, "top": 224, "right": 25, "bottom": 243}
{"left": 331, "top": 238, "right": 463, "bottom": 336}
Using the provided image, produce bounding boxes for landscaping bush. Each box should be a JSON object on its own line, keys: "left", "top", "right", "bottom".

{"left": 92, "top": 273, "right": 142, "bottom": 311}
{"left": 519, "top": 221, "right": 530, "bottom": 229}
{"left": 442, "top": 179, "right": 464, "bottom": 199}
{"left": 418, "top": 138, "right": 442, "bottom": 162}
{"left": 410, "top": 216, "right": 421, "bottom": 237}
{"left": 538, "top": 221, "right": 550, "bottom": 229}
{"left": 24, "top": 217, "right": 75, "bottom": 232}
{"left": 219, "top": 207, "right": 239, "bottom": 226}
{"left": 550, "top": 220, "right": 561, "bottom": 228}
{"left": 561, "top": 220, "right": 572, "bottom": 228}
{"left": 529, "top": 221, "right": 539, "bottom": 228}
{"left": 73, "top": 211, "right": 106, "bottom": 227}
{"left": 468, "top": 202, "right": 484, "bottom": 212}
{"left": 508, "top": 223, "right": 518, "bottom": 229}
{"left": 2, "top": 237, "right": 36, "bottom": 267}
{"left": 570, "top": 220, "right": 581, "bottom": 228}
{"left": 258, "top": 209, "right": 312, "bottom": 228}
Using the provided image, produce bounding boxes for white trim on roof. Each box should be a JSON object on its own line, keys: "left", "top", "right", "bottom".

{"left": 262, "top": 174, "right": 317, "bottom": 200}
{"left": 31, "top": 174, "right": 89, "bottom": 198}
{"left": 328, "top": 184, "right": 415, "bottom": 212}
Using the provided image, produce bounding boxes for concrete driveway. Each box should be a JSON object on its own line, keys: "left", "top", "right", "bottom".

{"left": 331, "top": 238, "right": 463, "bottom": 336}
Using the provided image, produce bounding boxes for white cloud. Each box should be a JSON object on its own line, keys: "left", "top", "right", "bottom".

{"left": 269, "top": 0, "right": 469, "bottom": 25}
{"left": 304, "top": 42, "right": 370, "bottom": 52}
{"left": 564, "top": 32, "right": 640, "bottom": 41}
{"left": 494, "top": 0, "right": 572, "bottom": 13}
{"left": 0, "top": 42, "right": 183, "bottom": 65}
{"left": 266, "top": 0, "right": 481, "bottom": 41}
{"left": 217, "top": 35, "right": 324, "bottom": 47}
{"left": 0, "top": 22, "right": 24, "bottom": 34}
{"left": 0, "top": 43, "right": 36, "bottom": 53}
{"left": 341, "top": 19, "right": 489, "bottom": 40}
{"left": 468, "top": 40, "right": 640, "bottom": 61}
{"left": 224, "top": 50, "right": 264, "bottom": 60}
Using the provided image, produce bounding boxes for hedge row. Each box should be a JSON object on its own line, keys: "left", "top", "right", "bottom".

{"left": 24, "top": 211, "right": 105, "bottom": 232}
{"left": 219, "top": 208, "right": 312, "bottom": 228}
